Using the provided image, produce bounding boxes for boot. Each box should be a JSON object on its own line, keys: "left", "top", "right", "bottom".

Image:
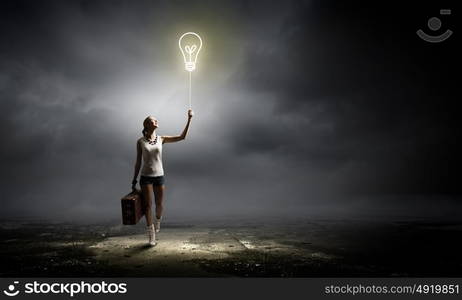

{"left": 155, "top": 216, "right": 162, "bottom": 233}
{"left": 146, "top": 224, "right": 156, "bottom": 246}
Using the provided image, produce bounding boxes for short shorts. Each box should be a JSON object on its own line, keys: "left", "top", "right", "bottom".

{"left": 139, "top": 175, "right": 165, "bottom": 186}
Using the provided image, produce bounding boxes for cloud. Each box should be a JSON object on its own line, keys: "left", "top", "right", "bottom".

{"left": 0, "top": 0, "right": 459, "bottom": 221}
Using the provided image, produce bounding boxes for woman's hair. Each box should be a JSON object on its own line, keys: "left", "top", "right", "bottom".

{"left": 142, "top": 116, "right": 151, "bottom": 138}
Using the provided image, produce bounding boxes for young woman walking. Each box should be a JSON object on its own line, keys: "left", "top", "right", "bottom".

{"left": 132, "top": 109, "right": 193, "bottom": 246}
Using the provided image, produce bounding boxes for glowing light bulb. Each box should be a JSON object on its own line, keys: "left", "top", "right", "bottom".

{"left": 179, "top": 32, "right": 202, "bottom": 72}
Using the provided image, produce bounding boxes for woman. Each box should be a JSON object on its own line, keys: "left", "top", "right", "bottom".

{"left": 132, "top": 109, "right": 194, "bottom": 246}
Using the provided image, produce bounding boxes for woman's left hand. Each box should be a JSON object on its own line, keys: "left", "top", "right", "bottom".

{"left": 188, "top": 109, "right": 194, "bottom": 119}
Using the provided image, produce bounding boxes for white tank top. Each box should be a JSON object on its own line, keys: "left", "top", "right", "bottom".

{"left": 139, "top": 136, "right": 164, "bottom": 177}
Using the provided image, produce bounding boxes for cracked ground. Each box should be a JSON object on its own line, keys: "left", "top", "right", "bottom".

{"left": 1, "top": 217, "right": 462, "bottom": 277}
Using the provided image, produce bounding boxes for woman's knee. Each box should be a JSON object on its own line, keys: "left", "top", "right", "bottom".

{"left": 154, "top": 185, "right": 165, "bottom": 195}
{"left": 145, "top": 199, "right": 153, "bottom": 210}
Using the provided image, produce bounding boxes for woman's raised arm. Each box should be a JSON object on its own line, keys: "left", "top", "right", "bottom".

{"left": 162, "top": 109, "right": 193, "bottom": 144}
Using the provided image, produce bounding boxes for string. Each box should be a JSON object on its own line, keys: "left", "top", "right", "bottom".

{"left": 188, "top": 71, "right": 192, "bottom": 109}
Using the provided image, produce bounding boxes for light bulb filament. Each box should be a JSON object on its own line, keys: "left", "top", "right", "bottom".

{"left": 185, "top": 45, "right": 197, "bottom": 54}
{"left": 185, "top": 45, "right": 197, "bottom": 62}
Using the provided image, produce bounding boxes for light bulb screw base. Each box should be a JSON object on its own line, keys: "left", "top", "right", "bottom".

{"left": 185, "top": 62, "right": 196, "bottom": 72}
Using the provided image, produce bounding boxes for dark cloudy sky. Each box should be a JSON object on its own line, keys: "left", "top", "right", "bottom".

{"left": 0, "top": 0, "right": 459, "bottom": 222}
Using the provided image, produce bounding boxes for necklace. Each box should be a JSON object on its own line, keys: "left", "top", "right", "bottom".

{"left": 146, "top": 135, "right": 158, "bottom": 145}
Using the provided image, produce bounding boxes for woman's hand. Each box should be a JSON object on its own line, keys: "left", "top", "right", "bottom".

{"left": 188, "top": 109, "right": 194, "bottom": 120}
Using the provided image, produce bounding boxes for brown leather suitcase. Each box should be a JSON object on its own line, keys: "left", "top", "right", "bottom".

{"left": 121, "top": 189, "right": 145, "bottom": 225}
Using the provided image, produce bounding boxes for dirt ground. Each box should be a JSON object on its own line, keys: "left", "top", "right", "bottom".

{"left": 1, "top": 217, "right": 462, "bottom": 277}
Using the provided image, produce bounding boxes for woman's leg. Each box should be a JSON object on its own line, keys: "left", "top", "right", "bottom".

{"left": 153, "top": 185, "right": 165, "bottom": 219}
{"left": 141, "top": 183, "right": 154, "bottom": 226}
